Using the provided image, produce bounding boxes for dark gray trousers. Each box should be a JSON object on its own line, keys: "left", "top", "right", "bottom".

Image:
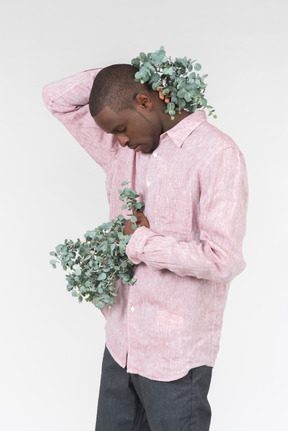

{"left": 95, "top": 346, "right": 212, "bottom": 431}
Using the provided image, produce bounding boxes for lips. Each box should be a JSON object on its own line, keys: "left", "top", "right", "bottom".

{"left": 129, "top": 144, "right": 141, "bottom": 152}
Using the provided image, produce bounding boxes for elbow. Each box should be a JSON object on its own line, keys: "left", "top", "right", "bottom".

{"left": 42, "top": 83, "right": 54, "bottom": 110}
{"left": 213, "top": 255, "right": 246, "bottom": 283}
{"left": 42, "top": 85, "right": 50, "bottom": 108}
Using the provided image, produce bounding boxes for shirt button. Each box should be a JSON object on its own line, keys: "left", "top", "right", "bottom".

{"left": 153, "top": 152, "right": 158, "bottom": 158}
{"left": 146, "top": 181, "right": 151, "bottom": 187}
{"left": 130, "top": 306, "right": 135, "bottom": 312}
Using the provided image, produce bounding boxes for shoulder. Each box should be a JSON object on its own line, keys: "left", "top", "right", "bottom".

{"left": 182, "top": 119, "right": 243, "bottom": 162}
{"left": 175, "top": 119, "right": 247, "bottom": 183}
{"left": 195, "top": 120, "right": 239, "bottom": 150}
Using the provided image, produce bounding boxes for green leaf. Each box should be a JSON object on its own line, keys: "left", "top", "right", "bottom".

{"left": 121, "top": 204, "right": 127, "bottom": 210}
{"left": 177, "top": 89, "right": 186, "bottom": 98}
{"left": 130, "top": 216, "right": 137, "bottom": 223}
{"left": 55, "top": 244, "right": 63, "bottom": 253}
{"left": 97, "top": 273, "right": 107, "bottom": 281}
{"left": 140, "top": 52, "right": 148, "bottom": 61}
{"left": 184, "top": 93, "right": 192, "bottom": 102}
{"left": 166, "top": 102, "right": 175, "bottom": 111}
{"left": 134, "top": 202, "right": 144, "bottom": 210}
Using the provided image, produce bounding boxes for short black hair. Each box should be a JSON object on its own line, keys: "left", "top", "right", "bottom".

{"left": 89, "top": 64, "right": 152, "bottom": 118}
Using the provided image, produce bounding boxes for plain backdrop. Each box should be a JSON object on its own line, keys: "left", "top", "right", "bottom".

{"left": 1, "top": 0, "right": 288, "bottom": 430}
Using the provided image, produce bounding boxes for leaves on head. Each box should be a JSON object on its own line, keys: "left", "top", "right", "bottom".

{"left": 131, "top": 46, "right": 216, "bottom": 119}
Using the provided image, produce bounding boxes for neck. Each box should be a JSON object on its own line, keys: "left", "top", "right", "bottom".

{"left": 149, "top": 91, "right": 192, "bottom": 134}
{"left": 161, "top": 109, "right": 191, "bottom": 133}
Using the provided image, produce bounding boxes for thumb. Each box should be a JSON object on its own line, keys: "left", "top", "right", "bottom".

{"left": 132, "top": 207, "right": 141, "bottom": 215}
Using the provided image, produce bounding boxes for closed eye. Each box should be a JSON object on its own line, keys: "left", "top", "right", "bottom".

{"left": 110, "top": 125, "right": 126, "bottom": 134}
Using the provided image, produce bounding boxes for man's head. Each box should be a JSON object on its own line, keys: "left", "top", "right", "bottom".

{"left": 89, "top": 64, "right": 166, "bottom": 154}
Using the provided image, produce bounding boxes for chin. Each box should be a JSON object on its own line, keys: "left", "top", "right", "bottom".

{"left": 139, "top": 140, "right": 159, "bottom": 154}
{"left": 141, "top": 147, "right": 153, "bottom": 154}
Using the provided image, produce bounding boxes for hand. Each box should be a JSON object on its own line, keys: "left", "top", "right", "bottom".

{"left": 123, "top": 210, "right": 150, "bottom": 235}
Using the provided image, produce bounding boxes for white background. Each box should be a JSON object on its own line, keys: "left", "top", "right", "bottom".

{"left": 1, "top": 0, "right": 288, "bottom": 430}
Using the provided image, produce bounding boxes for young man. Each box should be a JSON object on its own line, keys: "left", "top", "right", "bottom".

{"left": 43, "top": 64, "right": 248, "bottom": 431}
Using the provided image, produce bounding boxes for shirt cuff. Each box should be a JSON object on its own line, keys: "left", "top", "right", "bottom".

{"left": 125, "top": 226, "right": 154, "bottom": 264}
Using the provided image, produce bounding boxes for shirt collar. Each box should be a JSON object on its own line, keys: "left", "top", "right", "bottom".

{"left": 162, "top": 110, "right": 207, "bottom": 148}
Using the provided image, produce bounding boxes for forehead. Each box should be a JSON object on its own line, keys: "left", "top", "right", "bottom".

{"left": 93, "top": 106, "right": 133, "bottom": 133}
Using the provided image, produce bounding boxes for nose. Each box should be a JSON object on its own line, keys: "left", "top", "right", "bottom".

{"left": 116, "top": 134, "right": 129, "bottom": 148}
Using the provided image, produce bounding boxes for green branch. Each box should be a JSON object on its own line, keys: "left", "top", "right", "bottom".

{"left": 49, "top": 181, "right": 144, "bottom": 310}
{"left": 131, "top": 46, "right": 217, "bottom": 120}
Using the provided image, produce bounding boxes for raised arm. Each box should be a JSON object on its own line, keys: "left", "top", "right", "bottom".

{"left": 42, "top": 69, "right": 118, "bottom": 173}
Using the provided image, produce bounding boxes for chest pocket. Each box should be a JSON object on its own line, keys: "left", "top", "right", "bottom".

{"left": 154, "top": 188, "right": 192, "bottom": 235}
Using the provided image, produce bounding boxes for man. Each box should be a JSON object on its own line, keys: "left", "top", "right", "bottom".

{"left": 43, "top": 63, "right": 248, "bottom": 431}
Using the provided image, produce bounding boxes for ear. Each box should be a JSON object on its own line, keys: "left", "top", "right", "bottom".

{"left": 135, "top": 93, "right": 153, "bottom": 111}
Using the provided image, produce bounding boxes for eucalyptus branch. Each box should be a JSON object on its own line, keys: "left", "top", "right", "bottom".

{"left": 49, "top": 181, "right": 144, "bottom": 310}
{"left": 131, "top": 46, "right": 216, "bottom": 120}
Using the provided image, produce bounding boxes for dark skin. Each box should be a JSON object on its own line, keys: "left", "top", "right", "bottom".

{"left": 93, "top": 91, "right": 191, "bottom": 235}
{"left": 123, "top": 208, "right": 150, "bottom": 236}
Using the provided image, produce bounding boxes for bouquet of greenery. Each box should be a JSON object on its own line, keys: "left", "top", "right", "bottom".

{"left": 49, "top": 182, "right": 144, "bottom": 310}
{"left": 131, "top": 46, "right": 216, "bottom": 120}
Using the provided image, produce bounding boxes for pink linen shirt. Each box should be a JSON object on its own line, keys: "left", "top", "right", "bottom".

{"left": 42, "top": 69, "right": 248, "bottom": 382}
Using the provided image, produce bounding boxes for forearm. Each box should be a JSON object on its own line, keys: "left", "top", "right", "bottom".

{"left": 42, "top": 68, "right": 117, "bottom": 172}
{"left": 126, "top": 226, "right": 246, "bottom": 283}
{"left": 42, "top": 69, "right": 100, "bottom": 115}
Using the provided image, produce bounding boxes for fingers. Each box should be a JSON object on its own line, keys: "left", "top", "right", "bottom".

{"left": 130, "top": 210, "right": 150, "bottom": 229}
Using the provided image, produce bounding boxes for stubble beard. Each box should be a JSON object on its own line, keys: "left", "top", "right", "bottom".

{"left": 136, "top": 111, "right": 160, "bottom": 154}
